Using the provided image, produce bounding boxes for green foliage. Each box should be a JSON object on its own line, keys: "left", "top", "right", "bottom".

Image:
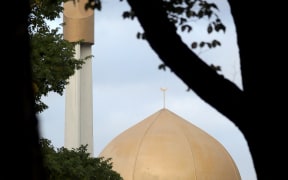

{"left": 40, "top": 138, "right": 123, "bottom": 180}
{"left": 29, "top": 0, "right": 87, "bottom": 113}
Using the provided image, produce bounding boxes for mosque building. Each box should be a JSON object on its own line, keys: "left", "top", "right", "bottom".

{"left": 63, "top": 0, "right": 242, "bottom": 179}
{"left": 99, "top": 107, "right": 241, "bottom": 180}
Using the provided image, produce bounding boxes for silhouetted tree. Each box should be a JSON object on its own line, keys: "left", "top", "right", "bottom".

{"left": 124, "top": 0, "right": 284, "bottom": 179}
{"left": 2, "top": 0, "right": 47, "bottom": 179}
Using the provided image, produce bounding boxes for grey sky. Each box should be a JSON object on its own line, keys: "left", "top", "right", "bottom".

{"left": 38, "top": 0, "right": 257, "bottom": 179}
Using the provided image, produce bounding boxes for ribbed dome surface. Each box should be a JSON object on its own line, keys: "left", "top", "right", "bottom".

{"left": 99, "top": 108, "right": 241, "bottom": 180}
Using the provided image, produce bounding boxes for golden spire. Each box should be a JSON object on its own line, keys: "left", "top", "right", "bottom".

{"left": 160, "top": 88, "right": 167, "bottom": 109}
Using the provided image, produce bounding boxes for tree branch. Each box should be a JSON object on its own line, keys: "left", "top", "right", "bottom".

{"left": 127, "top": 0, "right": 247, "bottom": 127}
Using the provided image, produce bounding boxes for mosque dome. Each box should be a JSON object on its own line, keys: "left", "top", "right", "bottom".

{"left": 99, "top": 108, "right": 241, "bottom": 180}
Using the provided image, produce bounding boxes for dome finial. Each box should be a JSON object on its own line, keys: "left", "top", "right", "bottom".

{"left": 160, "top": 87, "right": 167, "bottom": 109}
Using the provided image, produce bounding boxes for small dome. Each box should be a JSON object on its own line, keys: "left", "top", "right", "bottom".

{"left": 99, "top": 108, "right": 241, "bottom": 180}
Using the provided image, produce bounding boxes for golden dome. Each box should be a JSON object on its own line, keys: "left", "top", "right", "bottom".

{"left": 99, "top": 108, "right": 241, "bottom": 180}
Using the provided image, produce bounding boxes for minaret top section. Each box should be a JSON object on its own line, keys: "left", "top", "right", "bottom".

{"left": 63, "top": 0, "right": 94, "bottom": 44}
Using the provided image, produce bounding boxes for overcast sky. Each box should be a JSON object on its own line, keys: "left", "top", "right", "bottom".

{"left": 38, "top": 0, "right": 257, "bottom": 179}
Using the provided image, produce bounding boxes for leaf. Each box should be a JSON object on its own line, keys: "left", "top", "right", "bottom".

{"left": 209, "top": 3, "right": 218, "bottom": 10}
{"left": 200, "top": 42, "right": 205, "bottom": 48}
{"left": 122, "top": 11, "right": 130, "bottom": 19}
{"left": 206, "top": 10, "right": 212, "bottom": 18}
{"left": 207, "top": 43, "right": 212, "bottom": 48}
{"left": 210, "top": 64, "right": 221, "bottom": 72}
{"left": 136, "top": 32, "right": 141, "bottom": 39}
{"left": 181, "top": 25, "right": 192, "bottom": 32}
{"left": 207, "top": 24, "right": 213, "bottom": 34}
{"left": 158, "top": 64, "right": 166, "bottom": 71}
{"left": 215, "top": 23, "right": 226, "bottom": 32}
{"left": 198, "top": 10, "right": 204, "bottom": 18}
{"left": 179, "top": 18, "right": 187, "bottom": 25}
{"left": 141, "top": 33, "right": 146, "bottom": 40}
{"left": 186, "top": 10, "right": 195, "bottom": 18}
{"left": 212, "top": 39, "right": 221, "bottom": 47}
{"left": 191, "top": 42, "right": 197, "bottom": 49}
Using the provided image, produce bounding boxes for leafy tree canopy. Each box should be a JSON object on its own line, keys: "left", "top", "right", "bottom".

{"left": 40, "top": 138, "right": 123, "bottom": 180}
{"left": 29, "top": 0, "right": 89, "bottom": 113}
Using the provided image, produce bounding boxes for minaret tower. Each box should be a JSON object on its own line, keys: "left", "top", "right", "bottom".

{"left": 63, "top": 0, "right": 94, "bottom": 156}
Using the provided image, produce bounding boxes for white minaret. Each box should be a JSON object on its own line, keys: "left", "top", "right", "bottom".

{"left": 63, "top": 0, "right": 94, "bottom": 156}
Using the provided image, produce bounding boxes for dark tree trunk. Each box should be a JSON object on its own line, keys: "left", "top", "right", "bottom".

{"left": 2, "top": 0, "right": 46, "bottom": 179}
{"left": 227, "top": 0, "right": 285, "bottom": 179}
